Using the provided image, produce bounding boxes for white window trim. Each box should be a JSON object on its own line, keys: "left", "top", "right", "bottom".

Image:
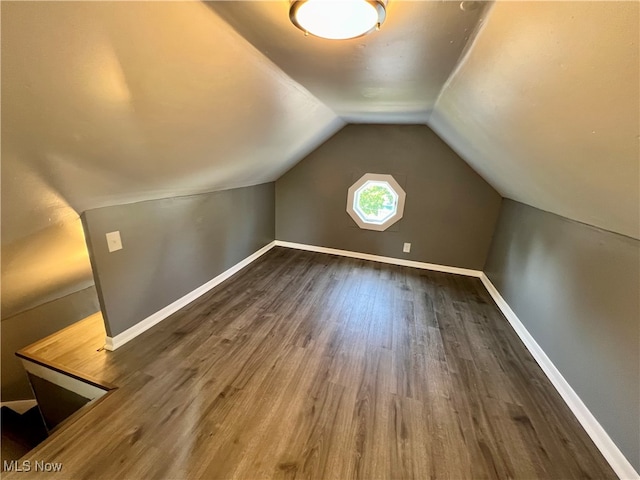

{"left": 346, "top": 173, "right": 406, "bottom": 232}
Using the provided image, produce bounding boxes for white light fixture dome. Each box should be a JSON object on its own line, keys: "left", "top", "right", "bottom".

{"left": 289, "top": 0, "right": 387, "bottom": 40}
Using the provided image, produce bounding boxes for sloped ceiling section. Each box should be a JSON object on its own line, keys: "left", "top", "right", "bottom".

{"left": 430, "top": 1, "right": 640, "bottom": 239}
{"left": 211, "top": 0, "right": 488, "bottom": 124}
{"left": 1, "top": 1, "right": 342, "bottom": 317}
{"left": 3, "top": 1, "right": 638, "bottom": 317}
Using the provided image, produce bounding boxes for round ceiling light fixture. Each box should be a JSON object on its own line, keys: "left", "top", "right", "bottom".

{"left": 289, "top": 0, "right": 387, "bottom": 40}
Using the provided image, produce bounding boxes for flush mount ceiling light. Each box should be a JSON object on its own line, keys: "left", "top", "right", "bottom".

{"left": 289, "top": 0, "right": 387, "bottom": 40}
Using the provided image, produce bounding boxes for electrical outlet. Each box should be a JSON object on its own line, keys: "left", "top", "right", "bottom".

{"left": 403, "top": 242, "right": 411, "bottom": 253}
{"left": 106, "top": 231, "right": 123, "bottom": 252}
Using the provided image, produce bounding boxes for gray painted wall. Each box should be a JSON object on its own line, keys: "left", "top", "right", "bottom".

{"left": 276, "top": 124, "right": 501, "bottom": 270}
{"left": 1, "top": 286, "right": 100, "bottom": 401}
{"left": 484, "top": 200, "right": 640, "bottom": 472}
{"left": 82, "top": 184, "right": 275, "bottom": 337}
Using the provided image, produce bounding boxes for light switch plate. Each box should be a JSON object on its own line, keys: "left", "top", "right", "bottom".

{"left": 403, "top": 242, "right": 411, "bottom": 253}
{"left": 106, "top": 231, "right": 123, "bottom": 252}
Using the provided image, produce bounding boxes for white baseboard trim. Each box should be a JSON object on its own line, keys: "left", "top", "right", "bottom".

{"left": 104, "top": 241, "right": 276, "bottom": 351}
{"left": 274, "top": 240, "right": 483, "bottom": 278}
{"left": 1, "top": 399, "right": 38, "bottom": 415}
{"left": 480, "top": 273, "right": 639, "bottom": 480}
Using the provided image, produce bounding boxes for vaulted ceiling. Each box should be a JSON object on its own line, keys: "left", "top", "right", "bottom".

{"left": 2, "top": 1, "right": 638, "bottom": 317}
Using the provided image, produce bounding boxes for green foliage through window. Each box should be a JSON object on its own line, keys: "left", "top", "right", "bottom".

{"left": 357, "top": 185, "right": 394, "bottom": 216}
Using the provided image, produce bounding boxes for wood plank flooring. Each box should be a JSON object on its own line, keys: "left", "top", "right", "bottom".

{"left": 6, "top": 247, "right": 617, "bottom": 479}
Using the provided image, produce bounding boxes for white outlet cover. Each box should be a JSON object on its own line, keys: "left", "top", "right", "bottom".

{"left": 106, "top": 231, "right": 123, "bottom": 252}
{"left": 403, "top": 242, "right": 411, "bottom": 253}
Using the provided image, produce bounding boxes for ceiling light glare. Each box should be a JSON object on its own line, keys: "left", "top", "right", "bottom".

{"left": 290, "top": 0, "right": 386, "bottom": 40}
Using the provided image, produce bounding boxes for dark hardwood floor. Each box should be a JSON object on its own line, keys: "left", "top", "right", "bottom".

{"left": 8, "top": 247, "right": 616, "bottom": 479}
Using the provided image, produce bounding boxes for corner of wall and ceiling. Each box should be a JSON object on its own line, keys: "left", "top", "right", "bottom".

{"left": 428, "top": 0, "right": 496, "bottom": 125}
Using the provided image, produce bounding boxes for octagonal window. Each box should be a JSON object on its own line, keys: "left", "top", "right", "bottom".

{"left": 354, "top": 181, "right": 398, "bottom": 224}
{"left": 347, "top": 174, "right": 406, "bottom": 231}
